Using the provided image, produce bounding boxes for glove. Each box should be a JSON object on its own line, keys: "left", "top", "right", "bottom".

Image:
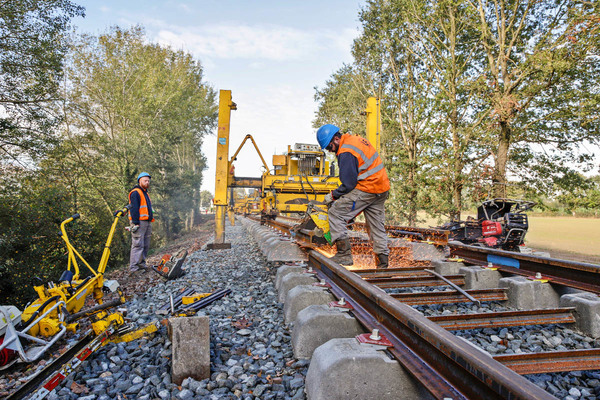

{"left": 323, "top": 192, "right": 334, "bottom": 205}
{"left": 130, "top": 224, "right": 139, "bottom": 233}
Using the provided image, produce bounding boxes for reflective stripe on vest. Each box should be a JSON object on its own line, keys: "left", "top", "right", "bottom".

{"left": 337, "top": 134, "right": 390, "bottom": 194}
{"left": 128, "top": 188, "right": 152, "bottom": 221}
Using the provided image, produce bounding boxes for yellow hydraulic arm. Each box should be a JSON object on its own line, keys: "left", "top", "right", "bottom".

{"left": 208, "top": 89, "right": 237, "bottom": 249}
{"left": 229, "top": 134, "right": 270, "bottom": 177}
{"left": 365, "top": 97, "right": 381, "bottom": 153}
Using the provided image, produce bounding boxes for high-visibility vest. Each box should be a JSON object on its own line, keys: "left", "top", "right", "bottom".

{"left": 128, "top": 188, "right": 154, "bottom": 222}
{"left": 337, "top": 134, "right": 390, "bottom": 194}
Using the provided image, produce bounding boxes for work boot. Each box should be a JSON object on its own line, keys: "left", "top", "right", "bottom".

{"left": 376, "top": 254, "right": 389, "bottom": 269}
{"left": 330, "top": 238, "right": 354, "bottom": 266}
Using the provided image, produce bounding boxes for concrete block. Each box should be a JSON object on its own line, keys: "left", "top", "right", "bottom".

{"left": 260, "top": 236, "right": 280, "bottom": 253}
{"left": 278, "top": 272, "right": 318, "bottom": 303}
{"left": 306, "top": 338, "right": 430, "bottom": 400}
{"left": 284, "top": 285, "right": 336, "bottom": 324}
{"left": 432, "top": 260, "right": 464, "bottom": 275}
{"left": 408, "top": 242, "right": 444, "bottom": 262}
{"left": 265, "top": 240, "right": 307, "bottom": 263}
{"left": 169, "top": 316, "right": 210, "bottom": 385}
{"left": 499, "top": 276, "right": 560, "bottom": 310}
{"left": 459, "top": 266, "right": 502, "bottom": 289}
{"left": 560, "top": 292, "right": 600, "bottom": 338}
{"left": 292, "top": 305, "right": 365, "bottom": 359}
{"left": 275, "top": 265, "right": 306, "bottom": 291}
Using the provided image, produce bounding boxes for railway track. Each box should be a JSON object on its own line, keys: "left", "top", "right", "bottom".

{"left": 245, "top": 214, "right": 600, "bottom": 399}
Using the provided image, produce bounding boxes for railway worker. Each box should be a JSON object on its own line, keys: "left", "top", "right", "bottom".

{"left": 317, "top": 124, "right": 390, "bottom": 268}
{"left": 128, "top": 172, "right": 155, "bottom": 272}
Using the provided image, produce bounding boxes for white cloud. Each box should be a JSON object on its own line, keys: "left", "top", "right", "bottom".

{"left": 153, "top": 24, "right": 356, "bottom": 61}
{"left": 200, "top": 85, "right": 318, "bottom": 192}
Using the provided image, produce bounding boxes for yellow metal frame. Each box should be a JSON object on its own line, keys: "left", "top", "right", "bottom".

{"left": 365, "top": 97, "right": 381, "bottom": 153}
{"left": 211, "top": 94, "right": 382, "bottom": 222}
{"left": 228, "top": 134, "right": 270, "bottom": 181}
{"left": 213, "top": 90, "right": 237, "bottom": 245}
{"left": 22, "top": 206, "right": 130, "bottom": 337}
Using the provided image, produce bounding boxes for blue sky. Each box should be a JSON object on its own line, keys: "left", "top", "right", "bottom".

{"left": 73, "top": 0, "right": 366, "bottom": 193}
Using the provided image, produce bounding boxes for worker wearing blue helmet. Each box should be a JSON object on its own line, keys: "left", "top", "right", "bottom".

{"left": 317, "top": 124, "right": 390, "bottom": 268}
{"left": 128, "top": 172, "right": 154, "bottom": 272}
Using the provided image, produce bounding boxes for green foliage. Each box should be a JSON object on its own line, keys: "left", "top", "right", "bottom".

{"left": 57, "top": 26, "right": 218, "bottom": 240}
{"left": 0, "top": 25, "right": 217, "bottom": 307}
{"left": 0, "top": 169, "right": 124, "bottom": 308}
{"left": 0, "top": 0, "right": 84, "bottom": 160}
{"left": 554, "top": 174, "right": 600, "bottom": 213}
{"left": 314, "top": 0, "right": 600, "bottom": 224}
{"left": 200, "top": 190, "right": 213, "bottom": 208}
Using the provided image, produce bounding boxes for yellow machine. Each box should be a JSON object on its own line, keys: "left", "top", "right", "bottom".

{"left": 0, "top": 207, "right": 129, "bottom": 364}
{"left": 261, "top": 143, "right": 340, "bottom": 215}
{"left": 232, "top": 189, "right": 262, "bottom": 215}
{"left": 208, "top": 90, "right": 381, "bottom": 247}
{"left": 226, "top": 136, "right": 340, "bottom": 216}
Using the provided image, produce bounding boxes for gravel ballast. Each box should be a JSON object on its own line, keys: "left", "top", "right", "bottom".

{"left": 47, "top": 221, "right": 307, "bottom": 400}
{"left": 4, "top": 217, "right": 599, "bottom": 400}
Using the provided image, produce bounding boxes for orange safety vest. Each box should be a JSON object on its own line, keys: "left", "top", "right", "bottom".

{"left": 128, "top": 188, "right": 154, "bottom": 222}
{"left": 337, "top": 134, "right": 390, "bottom": 194}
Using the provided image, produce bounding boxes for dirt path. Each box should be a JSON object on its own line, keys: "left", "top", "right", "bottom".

{"left": 105, "top": 216, "right": 215, "bottom": 295}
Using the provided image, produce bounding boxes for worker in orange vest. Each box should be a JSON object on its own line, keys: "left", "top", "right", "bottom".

{"left": 317, "top": 124, "right": 390, "bottom": 268}
{"left": 128, "top": 172, "right": 155, "bottom": 272}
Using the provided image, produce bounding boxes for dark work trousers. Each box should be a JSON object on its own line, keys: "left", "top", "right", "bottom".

{"left": 328, "top": 189, "right": 389, "bottom": 256}
{"left": 129, "top": 220, "right": 152, "bottom": 271}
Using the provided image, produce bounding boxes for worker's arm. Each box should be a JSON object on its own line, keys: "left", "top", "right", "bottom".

{"left": 129, "top": 191, "right": 141, "bottom": 225}
{"left": 332, "top": 153, "right": 358, "bottom": 199}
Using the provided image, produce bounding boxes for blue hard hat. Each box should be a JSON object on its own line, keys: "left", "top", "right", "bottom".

{"left": 137, "top": 172, "right": 151, "bottom": 181}
{"left": 316, "top": 124, "right": 340, "bottom": 150}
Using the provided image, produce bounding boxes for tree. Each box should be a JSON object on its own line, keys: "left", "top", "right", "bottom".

{"left": 0, "top": 0, "right": 84, "bottom": 161}
{"left": 315, "top": 0, "right": 600, "bottom": 225}
{"left": 55, "top": 26, "right": 217, "bottom": 240}
{"left": 313, "top": 64, "right": 373, "bottom": 135}
{"left": 470, "top": 0, "right": 600, "bottom": 196}
{"left": 316, "top": 0, "right": 443, "bottom": 225}
{"left": 200, "top": 190, "right": 213, "bottom": 209}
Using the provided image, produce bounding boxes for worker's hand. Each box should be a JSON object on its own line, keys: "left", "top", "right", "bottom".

{"left": 323, "top": 192, "right": 334, "bottom": 205}
{"left": 130, "top": 224, "right": 139, "bottom": 233}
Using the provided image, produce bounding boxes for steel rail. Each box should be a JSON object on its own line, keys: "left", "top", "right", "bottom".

{"left": 448, "top": 242, "right": 600, "bottom": 294}
{"left": 428, "top": 308, "right": 576, "bottom": 330}
{"left": 352, "top": 267, "right": 430, "bottom": 277}
{"left": 390, "top": 288, "right": 508, "bottom": 305}
{"left": 257, "top": 214, "right": 599, "bottom": 288}
{"left": 244, "top": 217, "right": 596, "bottom": 397}
{"left": 362, "top": 274, "right": 465, "bottom": 288}
{"left": 260, "top": 215, "right": 600, "bottom": 295}
{"left": 353, "top": 222, "right": 449, "bottom": 245}
{"left": 309, "top": 250, "right": 555, "bottom": 400}
{"left": 493, "top": 349, "right": 600, "bottom": 375}
{"left": 6, "top": 330, "right": 94, "bottom": 400}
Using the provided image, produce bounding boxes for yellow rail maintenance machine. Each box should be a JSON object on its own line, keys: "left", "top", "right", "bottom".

{"left": 207, "top": 90, "right": 382, "bottom": 248}
{"left": 0, "top": 206, "right": 131, "bottom": 367}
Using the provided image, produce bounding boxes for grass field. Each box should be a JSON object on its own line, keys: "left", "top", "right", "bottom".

{"left": 416, "top": 213, "right": 600, "bottom": 264}
{"left": 524, "top": 216, "right": 600, "bottom": 263}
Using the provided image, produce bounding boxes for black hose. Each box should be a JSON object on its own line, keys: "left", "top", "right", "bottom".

{"left": 301, "top": 174, "right": 318, "bottom": 201}
{"left": 72, "top": 276, "right": 91, "bottom": 294}
{"left": 20, "top": 295, "right": 61, "bottom": 327}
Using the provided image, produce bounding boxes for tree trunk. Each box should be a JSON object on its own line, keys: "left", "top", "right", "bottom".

{"left": 493, "top": 121, "right": 511, "bottom": 198}
{"left": 407, "top": 165, "right": 417, "bottom": 226}
{"left": 451, "top": 179, "right": 462, "bottom": 221}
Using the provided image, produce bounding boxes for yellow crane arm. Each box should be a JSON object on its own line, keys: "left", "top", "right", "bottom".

{"left": 229, "top": 134, "right": 270, "bottom": 173}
